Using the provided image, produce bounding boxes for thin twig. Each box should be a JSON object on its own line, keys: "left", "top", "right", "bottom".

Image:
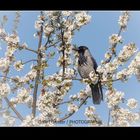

{"left": 55, "top": 99, "right": 75, "bottom": 107}
{"left": 23, "top": 47, "right": 38, "bottom": 54}
{"left": 22, "top": 59, "right": 37, "bottom": 65}
{"left": 46, "top": 40, "right": 61, "bottom": 49}
{"left": 44, "top": 33, "right": 51, "bottom": 48}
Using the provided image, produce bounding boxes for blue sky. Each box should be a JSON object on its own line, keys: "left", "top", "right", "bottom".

{"left": 0, "top": 11, "right": 140, "bottom": 126}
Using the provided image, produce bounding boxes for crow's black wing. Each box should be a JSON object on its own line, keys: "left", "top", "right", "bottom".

{"left": 91, "top": 55, "right": 103, "bottom": 101}
{"left": 78, "top": 52, "right": 87, "bottom": 65}
{"left": 91, "top": 56, "right": 98, "bottom": 70}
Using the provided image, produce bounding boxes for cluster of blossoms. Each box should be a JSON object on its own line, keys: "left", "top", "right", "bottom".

{"left": 0, "top": 57, "right": 10, "bottom": 72}
{"left": 118, "top": 11, "right": 130, "bottom": 30}
{"left": 0, "top": 27, "right": 20, "bottom": 74}
{"left": 111, "top": 107, "right": 139, "bottom": 126}
{"left": 20, "top": 115, "right": 42, "bottom": 127}
{"left": 0, "top": 110, "right": 15, "bottom": 126}
{"left": 5, "top": 34, "right": 19, "bottom": 58}
{"left": 0, "top": 82, "right": 10, "bottom": 98}
{"left": 10, "top": 87, "right": 33, "bottom": 108}
{"left": 44, "top": 68, "right": 74, "bottom": 93}
{"left": 114, "top": 43, "right": 137, "bottom": 67}
{"left": 21, "top": 114, "right": 55, "bottom": 127}
{"left": 102, "top": 11, "right": 130, "bottom": 64}
{"left": 2, "top": 36, "right": 19, "bottom": 73}
{"left": 56, "top": 11, "right": 91, "bottom": 69}
{"left": 116, "top": 50, "right": 140, "bottom": 82}
{"left": 105, "top": 89, "right": 124, "bottom": 108}
{"left": 37, "top": 90, "right": 61, "bottom": 125}
{"left": 97, "top": 43, "right": 137, "bottom": 83}
{"left": 106, "top": 89, "right": 139, "bottom": 126}
{"left": 84, "top": 106, "right": 96, "bottom": 117}
{"left": 127, "top": 52, "right": 140, "bottom": 81}
{"left": 89, "top": 70, "right": 99, "bottom": 84}
{"left": 81, "top": 71, "right": 99, "bottom": 86}
{"left": 69, "top": 85, "right": 91, "bottom": 101}
{"left": 35, "top": 68, "right": 77, "bottom": 124}
{"left": 75, "top": 11, "right": 91, "bottom": 27}
{"left": 12, "top": 67, "right": 37, "bottom": 87}
{"left": 84, "top": 106, "right": 102, "bottom": 126}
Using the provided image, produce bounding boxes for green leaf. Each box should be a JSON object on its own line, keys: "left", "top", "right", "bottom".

{"left": 30, "top": 84, "right": 34, "bottom": 88}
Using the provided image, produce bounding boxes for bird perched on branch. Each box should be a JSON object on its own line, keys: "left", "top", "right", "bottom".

{"left": 73, "top": 46, "right": 103, "bottom": 104}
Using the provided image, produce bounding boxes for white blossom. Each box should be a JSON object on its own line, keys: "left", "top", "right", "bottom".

{"left": 127, "top": 98, "right": 138, "bottom": 109}
{"left": 75, "top": 12, "right": 91, "bottom": 27}
{"left": 0, "top": 57, "right": 10, "bottom": 72}
{"left": 109, "top": 34, "right": 122, "bottom": 45}
{"left": 89, "top": 70, "right": 99, "bottom": 84}
{"left": 14, "top": 61, "right": 24, "bottom": 71}
{"left": 0, "top": 82, "right": 10, "bottom": 98}
{"left": 62, "top": 11, "right": 72, "bottom": 16}
{"left": 68, "top": 103, "right": 78, "bottom": 113}
{"left": 5, "top": 34, "right": 19, "bottom": 44}
{"left": 84, "top": 106, "right": 96, "bottom": 118}
{"left": 44, "top": 24, "right": 54, "bottom": 35}
{"left": 111, "top": 108, "right": 139, "bottom": 126}
{"left": 105, "top": 89, "right": 124, "bottom": 108}
{"left": 116, "top": 43, "right": 137, "bottom": 65}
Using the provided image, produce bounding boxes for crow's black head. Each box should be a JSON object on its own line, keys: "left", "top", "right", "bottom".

{"left": 74, "top": 46, "right": 88, "bottom": 65}
{"left": 72, "top": 46, "right": 88, "bottom": 53}
{"left": 78, "top": 46, "right": 88, "bottom": 51}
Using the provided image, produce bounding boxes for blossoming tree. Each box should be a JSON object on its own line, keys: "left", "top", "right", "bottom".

{"left": 0, "top": 11, "right": 140, "bottom": 126}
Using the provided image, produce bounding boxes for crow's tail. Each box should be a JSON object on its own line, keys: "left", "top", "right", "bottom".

{"left": 90, "top": 82, "right": 103, "bottom": 104}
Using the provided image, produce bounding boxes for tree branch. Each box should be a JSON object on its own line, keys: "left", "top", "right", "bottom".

{"left": 4, "top": 97, "right": 24, "bottom": 121}
{"left": 24, "top": 47, "right": 38, "bottom": 54}
{"left": 61, "top": 29, "right": 65, "bottom": 79}
{"left": 2, "top": 69, "right": 24, "bottom": 122}
{"left": 107, "top": 109, "right": 111, "bottom": 126}
{"left": 22, "top": 59, "right": 37, "bottom": 65}
{"left": 32, "top": 12, "right": 44, "bottom": 117}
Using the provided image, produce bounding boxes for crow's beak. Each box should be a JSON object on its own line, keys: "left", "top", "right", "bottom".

{"left": 72, "top": 47, "right": 79, "bottom": 51}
